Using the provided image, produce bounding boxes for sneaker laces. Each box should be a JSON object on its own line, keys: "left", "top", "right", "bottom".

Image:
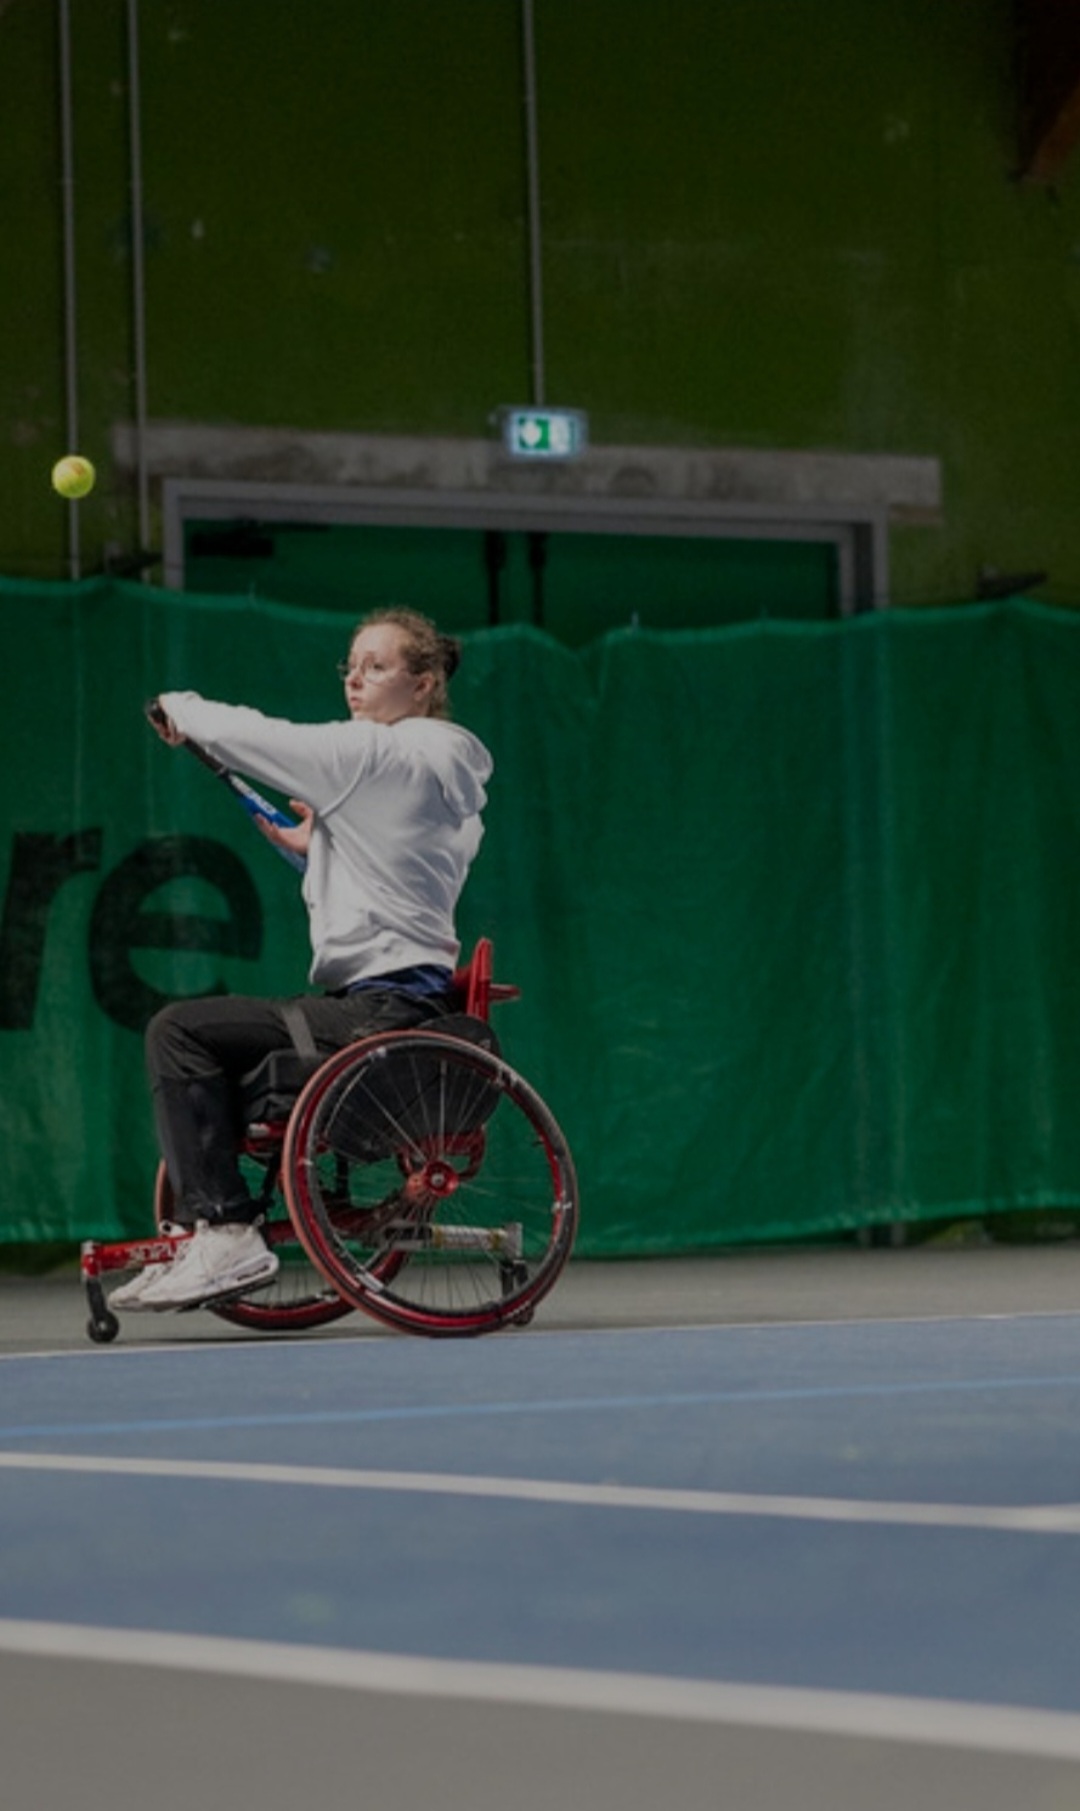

{"left": 155, "top": 1220, "right": 211, "bottom": 1279}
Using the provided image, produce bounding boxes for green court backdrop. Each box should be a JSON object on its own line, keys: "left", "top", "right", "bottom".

{"left": 3, "top": 577, "right": 1080, "bottom": 1254}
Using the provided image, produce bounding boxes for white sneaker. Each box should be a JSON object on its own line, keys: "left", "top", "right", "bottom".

{"left": 109, "top": 1226, "right": 191, "bottom": 1312}
{"left": 137, "top": 1221, "right": 279, "bottom": 1310}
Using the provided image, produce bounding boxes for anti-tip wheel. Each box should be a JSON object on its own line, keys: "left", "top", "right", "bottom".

{"left": 87, "top": 1313, "right": 120, "bottom": 1344}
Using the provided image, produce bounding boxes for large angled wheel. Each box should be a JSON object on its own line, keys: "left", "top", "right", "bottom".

{"left": 154, "top": 1150, "right": 353, "bottom": 1334}
{"left": 282, "top": 1029, "right": 579, "bottom": 1336}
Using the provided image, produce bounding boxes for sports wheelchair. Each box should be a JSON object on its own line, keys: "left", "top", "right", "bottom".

{"left": 81, "top": 940, "right": 579, "bottom": 1343}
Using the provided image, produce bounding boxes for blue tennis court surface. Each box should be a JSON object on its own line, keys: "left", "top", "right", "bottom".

{"left": 4, "top": 1310, "right": 1080, "bottom": 1733}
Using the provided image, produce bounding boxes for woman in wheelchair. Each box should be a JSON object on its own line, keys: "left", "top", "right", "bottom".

{"left": 111, "top": 608, "right": 492, "bottom": 1313}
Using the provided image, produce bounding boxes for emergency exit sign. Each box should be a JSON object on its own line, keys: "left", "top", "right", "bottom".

{"left": 502, "top": 408, "right": 588, "bottom": 459}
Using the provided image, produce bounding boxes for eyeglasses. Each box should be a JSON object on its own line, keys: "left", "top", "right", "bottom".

{"left": 338, "top": 657, "right": 406, "bottom": 685}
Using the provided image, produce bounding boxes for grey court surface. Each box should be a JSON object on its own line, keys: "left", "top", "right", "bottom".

{"left": 4, "top": 1244, "right": 1080, "bottom": 1811}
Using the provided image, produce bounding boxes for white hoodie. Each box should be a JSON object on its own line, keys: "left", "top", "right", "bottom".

{"left": 159, "top": 692, "right": 492, "bottom": 990}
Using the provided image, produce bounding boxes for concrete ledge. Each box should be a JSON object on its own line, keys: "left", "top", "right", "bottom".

{"left": 112, "top": 420, "right": 942, "bottom": 524}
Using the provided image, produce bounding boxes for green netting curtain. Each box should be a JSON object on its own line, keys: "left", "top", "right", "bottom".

{"left": 2, "top": 577, "right": 1079, "bottom": 1252}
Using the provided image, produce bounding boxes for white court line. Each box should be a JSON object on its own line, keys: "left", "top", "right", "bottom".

{"left": 5, "top": 1304, "right": 1080, "bottom": 1364}
{"left": 1, "top": 1617, "right": 1080, "bottom": 1761}
{"left": 2, "top": 1448, "right": 1080, "bottom": 1535}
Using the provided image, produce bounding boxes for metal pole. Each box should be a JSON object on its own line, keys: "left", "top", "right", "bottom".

{"left": 521, "top": 0, "right": 545, "bottom": 408}
{"left": 57, "top": 0, "right": 80, "bottom": 579}
{"left": 127, "top": 0, "right": 151, "bottom": 554}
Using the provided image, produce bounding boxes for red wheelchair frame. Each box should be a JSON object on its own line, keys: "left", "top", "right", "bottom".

{"left": 81, "top": 939, "right": 579, "bottom": 1344}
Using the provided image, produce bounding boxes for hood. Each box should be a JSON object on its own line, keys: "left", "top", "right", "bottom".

{"left": 402, "top": 717, "right": 493, "bottom": 821}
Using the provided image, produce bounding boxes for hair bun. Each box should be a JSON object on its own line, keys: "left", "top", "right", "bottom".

{"left": 438, "top": 634, "right": 461, "bottom": 679}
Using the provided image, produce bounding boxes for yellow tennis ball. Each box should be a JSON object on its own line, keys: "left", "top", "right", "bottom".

{"left": 51, "top": 454, "right": 96, "bottom": 500}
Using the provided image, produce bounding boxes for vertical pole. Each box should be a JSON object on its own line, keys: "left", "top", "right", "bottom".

{"left": 57, "top": 0, "right": 80, "bottom": 579}
{"left": 521, "top": 0, "right": 545, "bottom": 408}
{"left": 127, "top": 0, "right": 151, "bottom": 555}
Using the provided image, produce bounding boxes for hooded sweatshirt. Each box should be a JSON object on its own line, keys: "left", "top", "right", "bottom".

{"left": 159, "top": 692, "right": 492, "bottom": 991}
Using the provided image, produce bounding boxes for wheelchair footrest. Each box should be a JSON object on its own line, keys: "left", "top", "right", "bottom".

{"left": 81, "top": 1231, "right": 190, "bottom": 1280}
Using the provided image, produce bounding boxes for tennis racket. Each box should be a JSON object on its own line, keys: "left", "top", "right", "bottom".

{"left": 146, "top": 699, "right": 306, "bottom": 873}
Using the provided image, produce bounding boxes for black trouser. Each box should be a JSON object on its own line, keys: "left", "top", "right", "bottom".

{"left": 145, "top": 990, "right": 453, "bottom": 1225}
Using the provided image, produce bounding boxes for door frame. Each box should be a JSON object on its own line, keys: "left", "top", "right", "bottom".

{"left": 163, "top": 476, "right": 889, "bottom": 615}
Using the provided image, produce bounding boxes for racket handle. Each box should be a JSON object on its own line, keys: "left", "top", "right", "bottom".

{"left": 231, "top": 783, "right": 307, "bottom": 873}
{"left": 237, "top": 791, "right": 295, "bottom": 831}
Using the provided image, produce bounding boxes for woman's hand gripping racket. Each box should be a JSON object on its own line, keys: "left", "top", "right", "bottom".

{"left": 145, "top": 699, "right": 308, "bottom": 873}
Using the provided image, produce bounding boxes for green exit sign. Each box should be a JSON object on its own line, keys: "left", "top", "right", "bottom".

{"left": 502, "top": 408, "right": 588, "bottom": 459}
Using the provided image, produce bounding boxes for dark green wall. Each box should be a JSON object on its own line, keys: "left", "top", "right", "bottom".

{"left": 182, "top": 520, "right": 840, "bottom": 639}
{"left": 4, "top": 0, "right": 1080, "bottom": 613}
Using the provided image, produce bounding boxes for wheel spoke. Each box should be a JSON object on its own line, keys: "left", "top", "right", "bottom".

{"left": 284, "top": 1031, "right": 578, "bottom": 1334}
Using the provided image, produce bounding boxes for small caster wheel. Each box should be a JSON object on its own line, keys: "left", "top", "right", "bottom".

{"left": 87, "top": 1313, "right": 120, "bottom": 1344}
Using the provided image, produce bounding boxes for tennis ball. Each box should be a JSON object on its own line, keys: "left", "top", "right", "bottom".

{"left": 51, "top": 454, "right": 96, "bottom": 500}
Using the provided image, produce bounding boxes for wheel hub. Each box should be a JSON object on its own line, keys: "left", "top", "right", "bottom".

{"left": 423, "top": 1159, "right": 458, "bottom": 1196}
{"left": 404, "top": 1158, "right": 459, "bottom": 1201}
